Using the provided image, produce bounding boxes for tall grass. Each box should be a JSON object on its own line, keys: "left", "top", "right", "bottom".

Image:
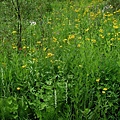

{"left": 0, "top": 0, "right": 120, "bottom": 119}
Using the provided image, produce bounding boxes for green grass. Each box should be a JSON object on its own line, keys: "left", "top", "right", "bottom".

{"left": 0, "top": 0, "right": 120, "bottom": 119}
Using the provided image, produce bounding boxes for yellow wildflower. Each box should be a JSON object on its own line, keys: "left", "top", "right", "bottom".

{"left": 17, "top": 87, "right": 20, "bottom": 90}
{"left": 75, "top": 8, "right": 80, "bottom": 13}
{"left": 77, "top": 44, "right": 81, "bottom": 48}
{"left": 46, "top": 53, "right": 54, "bottom": 58}
{"left": 99, "top": 34, "right": 104, "bottom": 39}
{"left": 68, "top": 34, "right": 75, "bottom": 40}
{"left": 63, "top": 39, "right": 67, "bottom": 43}
{"left": 43, "top": 47, "right": 47, "bottom": 51}
{"left": 79, "top": 65, "right": 83, "bottom": 68}
{"left": 53, "top": 37, "right": 57, "bottom": 42}
{"left": 12, "top": 46, "right": 17, "bottom": 49}
{"left": 23, "top": 46, "right": 26, "bottom": 49}
{"left": 85, "top": 28, "right": 89, "bottom": 32}
{"left": 99, "top": 29, "right": 103, "bottom": 33}
{"left": 22, "top": 65, "right": 27, "bottom": 68}
{"left": 12, "top": 31, "right": 17, "bottom": 34}
{"left": 91, "top": 39, "right": 96, "bottom": 43}
{"left": 37, "top": 41, "right": 41, "bottom": 44}
{"left": 113, "top": 25, "right": 119, "bottom": 29}
{"left": 96, "top": 78, "right": 100, "bottom": 82}
{"left": 102, "top": 91, "right": 106, "bottom": 94}
{"left": 85, "top": 38, "right": 90, "bottom": 41}
{"left": 103, "top": 88, "right": 108, "bottom": 91}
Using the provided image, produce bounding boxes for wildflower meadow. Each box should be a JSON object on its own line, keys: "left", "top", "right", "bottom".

{"left": 0, "top": 0, "right": 120, "bottom": 119}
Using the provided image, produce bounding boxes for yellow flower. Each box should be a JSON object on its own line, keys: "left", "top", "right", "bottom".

{"left": 53, "top": 37, "right": 57, "bottom": 42}
{"left": 23, "top": 46, "right": 26, "bottom": 49}
{"left": 102, "top": 91, "right": 106, "bottom": 94}
{"left": 91, "top": 39, "right": 96, "bottom": 43}
{"left": 58, "top": 66, "right": 61, "bottom": 69}
{"left": 63, "top": 39, "right": 67, "bottom": 43}
{"left": 17, "top": 87, "right": 20, "bottom": 90}
{"left": 48, "top": 22, "right": 51, "bottom": 24}
{"left": 103, "top": 88, "right": 108, "bottom": 91}
{"left": 22, "top": 65, "right": 27, "bottom": 68}
{"left": 46, "top": 53, "right": 54, "bottom": 58}
{"left": 22, "top": 39, "right": 25, "bottom": 41}
{"left": 85, "top": 38, "right": 90, "bottom": 41}
{"left": 99, "top": 34, "right": 104, "bottom": 39}
{"left": 113, "top": 25, "right": 119, "bottom": 29}
{"left": 68, "top": 34, "right": 75, "bottom": 40}
{"left": 37, "top": 41, "right": 41, "bottom": 44}
{"left": 43, "top": 47, "right": 47, "bottom": 51}
{"left": 79, "top": 65, "right": 83, "bottom": 68}
{"left": 85, "top": 28, "right": 89, "bottom": 32}
{"left": 77, "top": 44, "right": 81, "bottom": 48}
{"left": 111, "top": 38, "right": 115, "bottom": 41}
{"left": 12, "top": 31, "right": 17, "bottom": 34}
{"left": 78, "top": 36, "right": 82, "bottom": 40}
{"left": 96, "top": 78, "right": 100, "bottom": 82}
{"left": 99, "top": 29, "right": 103, "bottom": 33}
{"left": 33, "top": 58, "right": 38, "bottom": 62}
{"left": 12, "top": 46, "right": 17, "bottom": 49}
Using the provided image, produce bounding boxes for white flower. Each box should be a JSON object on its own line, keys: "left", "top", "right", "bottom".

{"left": 30, "top": 21, "right": 36, "bottom": 26}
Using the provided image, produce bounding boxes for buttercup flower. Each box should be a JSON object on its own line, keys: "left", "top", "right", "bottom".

{"left": 102, "top": 91, "right": 106, "bottom": 94}
{"left": 17, "top": 87, "right": 20, "bottom": 90}
{"left": 96, "top": 78, "right": 100, "bottom": 82}
{"left": 103, "top": 88, "right": 108, "bottom": 91}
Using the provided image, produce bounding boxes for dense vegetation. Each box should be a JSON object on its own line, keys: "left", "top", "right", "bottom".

{"left": 0, "top": 0, "right": 120, "bottom": 119}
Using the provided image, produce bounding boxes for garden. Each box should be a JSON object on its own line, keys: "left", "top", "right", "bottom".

{"left": 0, "top": 0, "right": 120, "bottom": 119}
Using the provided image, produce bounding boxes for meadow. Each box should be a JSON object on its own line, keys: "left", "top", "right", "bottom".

{"left": 0, "top": 0, "right": 120, "bottom": 119}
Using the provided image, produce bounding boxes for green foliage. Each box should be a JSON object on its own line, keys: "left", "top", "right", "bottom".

{"left": 0, "top": 0, "right": 120, "bottom": 119}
